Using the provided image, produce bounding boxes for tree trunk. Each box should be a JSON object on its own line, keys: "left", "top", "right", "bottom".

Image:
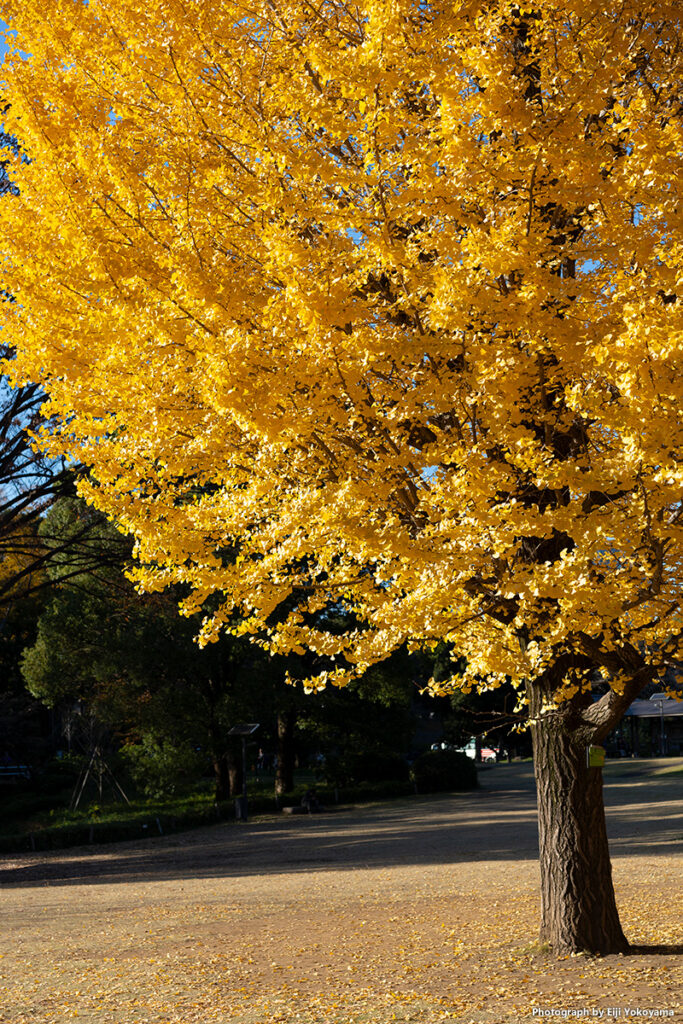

{"left": 207, "top": 713, "right": 236, "bottom": 801}
{"left": 213, "top": 756, "right": 230, "bottom": 802}
{"left": 227, "top": 746, "right": 242, "bottom": 798}
{"left": 528, "top": 682, "right": 629, "bottom": 954}
{"left": 275, "top": 710, "right": 297, "bottom": 795}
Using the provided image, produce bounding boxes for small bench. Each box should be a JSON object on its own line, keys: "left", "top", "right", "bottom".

{"left": 0, "top": 765, "right": 31, "bottom": 782}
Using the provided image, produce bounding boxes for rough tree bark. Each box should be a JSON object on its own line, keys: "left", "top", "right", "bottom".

{"left": 528, "top": 677, "right": 629, "bottom": 954}
{"left": 508, "top": 8, "right": 639, "bottom": 957}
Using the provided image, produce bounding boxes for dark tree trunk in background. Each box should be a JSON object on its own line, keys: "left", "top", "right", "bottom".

{"left": 227, "top": 745, "right": 242, "bottom": 798}
{"left": 528, "top": 679, "right": 629, "bottom": 954}
{"left": 207, "top": 714, "right": 233, "bottom": 801}
{"left": 275, "top": 710, "right": 297, "bottom": 795}
{"left": 213, "top": 756, "right": 230, "bottom": 802}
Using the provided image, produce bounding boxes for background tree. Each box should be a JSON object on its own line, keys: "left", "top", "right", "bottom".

{"left": 0, "top": 116, "right": 66, "bottom": 601}
{"left": 22, "top": 498, "right": 273, "bottom": 800}
{"left": 24, "top": 498, "right": 425, "bottom": 798}
{"left": 430, "top": 642, "right": 531, "bottom": 759}
{"left": 0, "top": 575, "right": 51, "bottom": 765}
{"left": 270, "top": 606, "right": 419, "bottom": 791}
{"left": 0, "top": 366, "right": 74, "bottom": 606}
{"left": 2, "top": 0, "right": 683, "bottom": 953}
{"left": 0, "top": 116, "right": 118, "bottom": 610}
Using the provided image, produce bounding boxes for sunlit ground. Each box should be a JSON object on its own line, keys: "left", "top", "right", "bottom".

{"left": 1, "top": 760, "right": 681, "bottom": 1024}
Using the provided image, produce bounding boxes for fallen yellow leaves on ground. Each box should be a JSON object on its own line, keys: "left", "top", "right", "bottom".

{"left": 1, "top": 772, "right": 680, "bottom": 1024}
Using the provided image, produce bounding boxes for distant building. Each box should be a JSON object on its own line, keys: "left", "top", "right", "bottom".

{"left": 609, "top": 697, "right": 683, "bottom": 757}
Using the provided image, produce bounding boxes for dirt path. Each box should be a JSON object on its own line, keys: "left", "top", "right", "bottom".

{"left": 1, "top": 761, "right": 681, "bottom": 1024}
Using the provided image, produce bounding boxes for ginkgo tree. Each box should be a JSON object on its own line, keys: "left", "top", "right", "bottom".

{"left": 2, "top": 0, "right": 682, "bottom": 954}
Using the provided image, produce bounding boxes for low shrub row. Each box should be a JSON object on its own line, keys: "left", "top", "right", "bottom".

{"left": 0, "top": 803, "right": 232, "bottom": 853}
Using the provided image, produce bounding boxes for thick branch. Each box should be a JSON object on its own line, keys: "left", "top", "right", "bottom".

{"left": 580, "top": 671, "right": 654, "bottom": 744}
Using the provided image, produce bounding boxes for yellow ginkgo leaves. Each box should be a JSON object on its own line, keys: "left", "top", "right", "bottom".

{"left": 0, "top": 0, "right": 681, "bottom": 703}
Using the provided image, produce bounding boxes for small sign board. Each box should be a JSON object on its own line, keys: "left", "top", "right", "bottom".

{"left": 228, "top": 723, "right": 260, "bottom": 737}
{"left": 587, "top": 744, "right": 606, "bottom": 768}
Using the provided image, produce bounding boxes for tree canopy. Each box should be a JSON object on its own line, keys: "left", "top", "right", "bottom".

{"left": 2, "top": 1, "right": 682, "bottom": 697}
{"left": 2, "top": 0, "right": 682, "bottom": 953}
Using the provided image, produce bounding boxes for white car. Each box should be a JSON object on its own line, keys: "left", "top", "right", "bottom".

{"left": 431, "top": 740, "right": 499, "bottom": 763}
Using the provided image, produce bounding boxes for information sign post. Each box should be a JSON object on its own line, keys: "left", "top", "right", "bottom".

{"left": 227, "top": 723, "right": 260, "bottom": 821}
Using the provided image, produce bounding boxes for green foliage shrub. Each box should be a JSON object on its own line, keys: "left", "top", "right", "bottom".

{"left": 410, "top": 749, "right": 478, "bottom": 793}
{"left": 36, "top": 755, "right": 83, "bottom": 793}
{"left": 121, "top": 737, "right": 205, "bottom": 798}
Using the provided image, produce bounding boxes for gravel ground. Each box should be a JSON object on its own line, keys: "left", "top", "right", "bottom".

{"left": 1, "top": 760, "right": 681, "bottom": 1024}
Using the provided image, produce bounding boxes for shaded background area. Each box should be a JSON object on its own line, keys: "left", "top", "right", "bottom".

{"left": 2, "top": 759, "right": 681, "bottom": 889}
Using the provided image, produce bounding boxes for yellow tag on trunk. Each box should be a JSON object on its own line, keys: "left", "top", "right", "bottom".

{"left": 588, "top": 745, "right": 606, "bottom": 768}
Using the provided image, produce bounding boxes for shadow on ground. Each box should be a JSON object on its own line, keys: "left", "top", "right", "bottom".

{"left": 1, "top": 760, "right": 680, "bottom": 889}
{"left": 628, "top": 945, "right": 683, "bottom": 955}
